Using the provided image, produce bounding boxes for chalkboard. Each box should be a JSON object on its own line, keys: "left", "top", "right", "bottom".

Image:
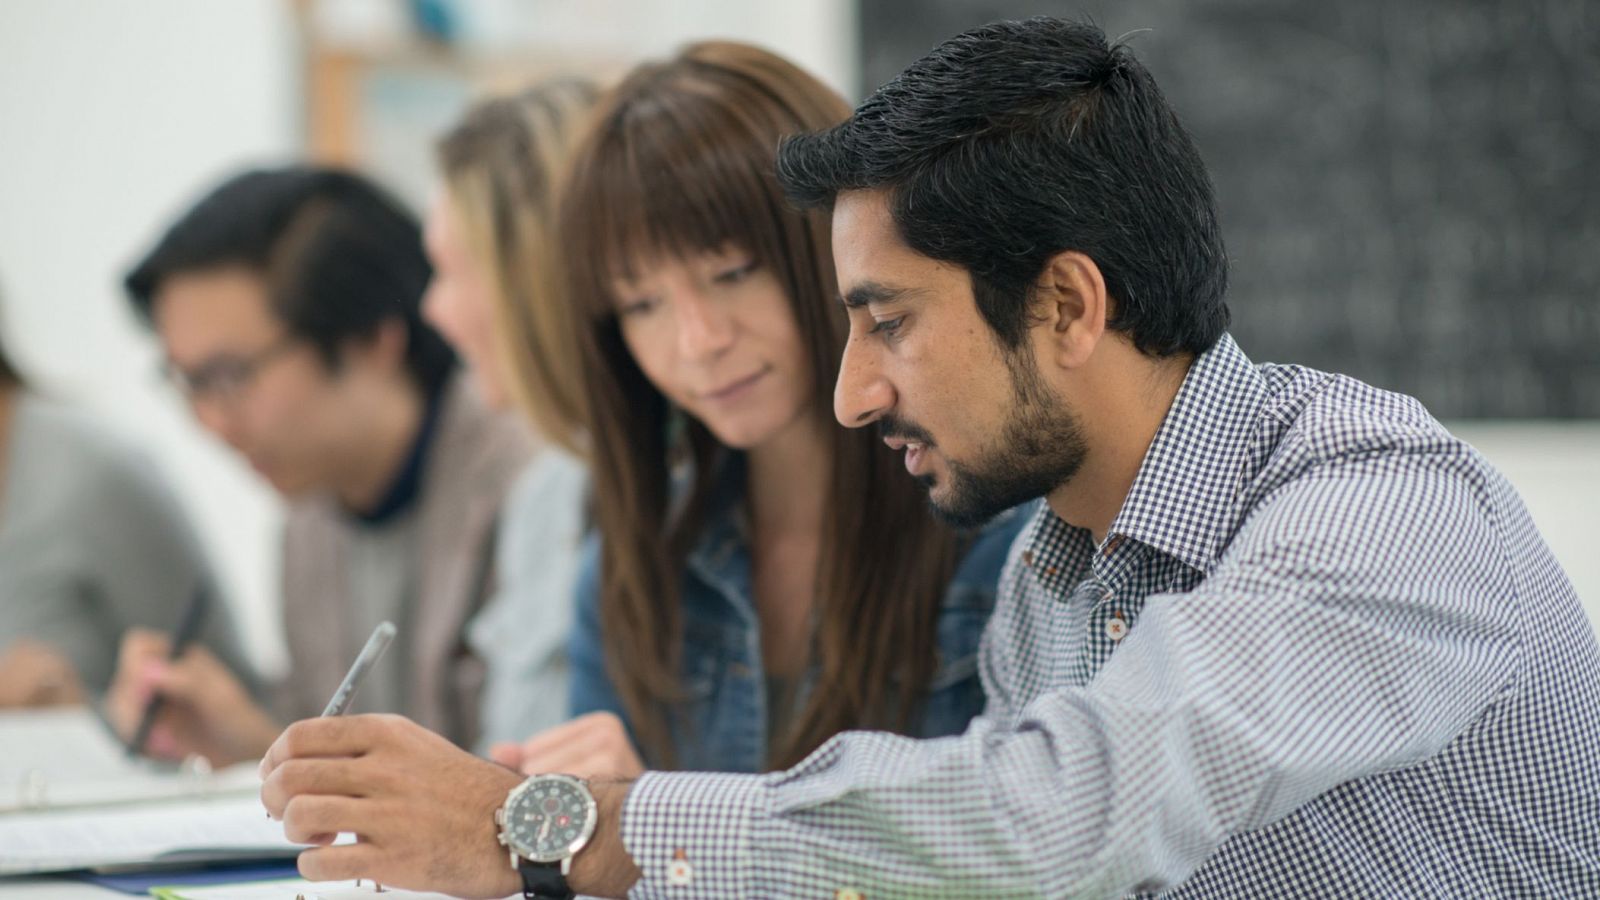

{"left": 861, "top": 0, "right": 1600, "bottom": 418}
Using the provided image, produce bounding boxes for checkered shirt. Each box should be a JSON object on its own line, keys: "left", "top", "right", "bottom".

{"left": 618, "top": 334, "right": 1600, "bottom": 898}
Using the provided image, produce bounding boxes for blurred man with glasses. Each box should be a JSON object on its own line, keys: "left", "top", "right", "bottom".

{"left": 105, "top": 167, "right": 533, "bottom": 766}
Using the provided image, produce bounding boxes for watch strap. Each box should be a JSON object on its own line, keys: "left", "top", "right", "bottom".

{"left": 516, "top": 857, "right": 574, "bottom": 900}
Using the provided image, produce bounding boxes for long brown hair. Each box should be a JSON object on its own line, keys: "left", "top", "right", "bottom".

{"left": 435, "top": 79, "right": 600, "bottom": 455}
{"left": 560, "top": 42, "right": 962, "bottom": 770}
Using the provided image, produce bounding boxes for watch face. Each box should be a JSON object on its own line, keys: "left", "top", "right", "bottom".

{"left": 504, "top": 775, "right": 597, "bottom": 863}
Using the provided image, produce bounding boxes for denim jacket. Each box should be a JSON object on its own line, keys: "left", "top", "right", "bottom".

{"left": 567, "top": 458, "right": 1030, "bottom": 772}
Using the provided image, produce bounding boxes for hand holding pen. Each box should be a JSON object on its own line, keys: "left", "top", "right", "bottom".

{"left": 126, "top": 585, "right": 210, "bottom": 758}
{"left": 106, "top": 589, "right": 281, "bottom": 767}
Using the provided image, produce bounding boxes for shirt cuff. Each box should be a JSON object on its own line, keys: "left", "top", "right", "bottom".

{"left": 621, "top": 770, "right": 764, "bottom": 898}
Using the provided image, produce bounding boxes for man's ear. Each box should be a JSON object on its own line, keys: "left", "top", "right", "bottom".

{"left": 1032, "top": 250, "right": 1108, "bottom": 370}
{"left": 337, "top": 319, "right": 409, "bottom": 375}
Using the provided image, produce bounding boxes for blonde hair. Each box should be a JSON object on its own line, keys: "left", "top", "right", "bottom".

{"left": 435, "top": 78, "right": 600, "bottom": 455}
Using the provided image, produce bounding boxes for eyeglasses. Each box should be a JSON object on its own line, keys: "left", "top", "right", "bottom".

{"left": 163, "top": 336, "right": 300, "bottom": 408}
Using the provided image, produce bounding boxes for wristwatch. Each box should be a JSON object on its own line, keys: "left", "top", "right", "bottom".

{"left": 495, "top": 773, "right": 599, "bottom": 900}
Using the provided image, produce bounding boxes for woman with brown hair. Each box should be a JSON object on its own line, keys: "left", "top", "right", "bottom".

{"left": 491, "top": 41, "right": 1028, "bottom": 777}
{"left": 423, "top": 78, "right": 600, "bottom": 749}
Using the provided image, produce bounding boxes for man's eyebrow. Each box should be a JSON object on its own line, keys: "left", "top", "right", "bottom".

{"left": 840, "top": 281, "right": 923, "bottom": 309}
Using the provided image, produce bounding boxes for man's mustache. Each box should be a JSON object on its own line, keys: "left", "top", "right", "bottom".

{"left": 877, "top": 416, "right": 936, "bottom": 447}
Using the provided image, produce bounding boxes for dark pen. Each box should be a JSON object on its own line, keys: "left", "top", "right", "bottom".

{"left": 125, "top": 583, "right": 210, "bottom": 758}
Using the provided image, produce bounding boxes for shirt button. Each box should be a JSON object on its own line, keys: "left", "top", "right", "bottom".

{"left": 1105, "top": 614, "right": 1128, "bottom": 641}
{"left": 1022, "top": 550, "right": 1035, "bottom": 567}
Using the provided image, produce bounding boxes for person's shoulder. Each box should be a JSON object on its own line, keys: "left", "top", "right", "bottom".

{"left": 9, "top": 395, "right": 178, "bottom": 512}
{"left": 503, "top": 447, "right": 589, "bottom": 518}
{"left": 430, "top": 374, "right": 539, "bottom": 491}
{"left": 12, "top": 394, "right": 130, "bottom": 472}
{"left": 1240, "top": 364, "right": 1506, "bottom": 533}
{"left": 1256, "top": 363, "right": 1480, "bottom": 475}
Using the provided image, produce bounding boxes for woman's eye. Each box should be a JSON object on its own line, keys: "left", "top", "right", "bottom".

{"left": 617, "top": 296, "right": 659, "bottom": 317}
{"left": 713, "top": 260, "right": 759, "bottom": 284}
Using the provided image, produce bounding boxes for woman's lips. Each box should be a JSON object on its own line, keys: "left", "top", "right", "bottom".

{"left": 702, "top": 367, "right": 768, "bottom": 403}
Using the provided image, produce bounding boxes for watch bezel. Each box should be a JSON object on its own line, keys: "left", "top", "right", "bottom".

{"left": 498, "top": 773, "right": 599, "bottom": 865}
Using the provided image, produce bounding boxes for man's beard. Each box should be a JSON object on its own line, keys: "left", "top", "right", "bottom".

{"left": 884, "top": 345, "right": 1087, "bottom": 529}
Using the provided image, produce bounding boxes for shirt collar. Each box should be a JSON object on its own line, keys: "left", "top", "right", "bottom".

{"left": 351, "top": 381, "right": 446, "bottom": 527}
{"left": 1106, "top": 333, "right": 1266, "bottom": 574}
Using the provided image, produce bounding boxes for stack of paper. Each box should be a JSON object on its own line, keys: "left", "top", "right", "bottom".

{"left": 0, "top": 707, "right": 260, "bottom": 813}
{"left": 0, "top": 794, "right": 302, "bottom": 875}
{"left": 151, "top": 878, "right": 514, "bottom": 900}
{"left": 0, "top": 708, "right": 303, "bottom": 875}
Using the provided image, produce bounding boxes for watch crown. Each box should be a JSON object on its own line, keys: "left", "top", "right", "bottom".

{"left": 496, "top": 833, "right": 507, "bottom": 846}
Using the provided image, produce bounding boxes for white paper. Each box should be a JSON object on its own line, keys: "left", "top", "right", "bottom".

{"left": 0, "top": 794, "right": 300, "bottom": 874}
{"left": 160, "top": 877, "right": 513, "bottom": 900}
{"left": 0, "top": 707, "right": 259, "bottom": 813}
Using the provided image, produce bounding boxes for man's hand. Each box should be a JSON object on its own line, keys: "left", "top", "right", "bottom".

{"left": 260, "top": 714, "right": 525, "bottom": 898}
{"left": 105, "top": 628, "right": 278, "bottom": 766}
{"left": 0, "top": 640, "right": 85, "bottom": 707}
{"left": 488, "top": 711, "right": 646, "bottom": 780}
{"left": 262, "top": 714, "right": 645, "bottom": 899}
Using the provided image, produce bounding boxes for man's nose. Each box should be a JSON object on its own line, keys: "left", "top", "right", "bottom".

{"left": 833, "top": 336, "right": 894, "bottom": 428}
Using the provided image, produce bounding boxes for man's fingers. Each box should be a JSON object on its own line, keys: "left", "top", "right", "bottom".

{"left": 261, "top": 757, "right": 371, "bottom": 818}
{"left": 114, "top": 631, "right": 169, "bottom": 684}
{"left": 119, "top": 629, "right": 170, "bottom": 662}
{"left": 296, "top": 842, "right": 385, "bottom": 883}
{"left": 281, "top": 794, "right": 365, "bottom": 845}
{"left": 148, "top": 648, "right": 236, "bottom": 705}
{"left": 261, "top": 715, "right": 385, "bottom": 777}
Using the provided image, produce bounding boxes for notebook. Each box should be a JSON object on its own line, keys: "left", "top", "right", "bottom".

{"left": 0, "top": 794, "right": 307, "bottom": 875}
{"left": 0, "top": 707, "right": 261, "bottom": 813}
{"left": 149, "top": 877, "right": 515, "bottom": 900}
{"left": 0, "top": 707, "right": 307, "bottom": 875}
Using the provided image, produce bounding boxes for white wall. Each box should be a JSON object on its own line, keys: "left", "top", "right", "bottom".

{"left": 0, "top": 0, "right": 298, "bottom": 677}
{"left": 1449, "top": 422, "right": 1600, "bottom": 629}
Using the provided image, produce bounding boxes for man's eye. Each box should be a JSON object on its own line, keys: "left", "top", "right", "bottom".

{"left": 713, "top": 260, "right": 759, "bottom": 284}
{"left": 192, "top": 362, "right": 250, "bottom": 391}
{"left": 869, "top": 316, "right": 906, "bottom": 336}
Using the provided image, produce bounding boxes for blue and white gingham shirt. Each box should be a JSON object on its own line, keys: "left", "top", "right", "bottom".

{"left": 619, "top": 334, "right": 1600, "bottom": 898}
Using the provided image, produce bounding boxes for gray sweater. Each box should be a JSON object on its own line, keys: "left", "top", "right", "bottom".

{"left": 0, "top": 395, "right": 251, "bottom": 693}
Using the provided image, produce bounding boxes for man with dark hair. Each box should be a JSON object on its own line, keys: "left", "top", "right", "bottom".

{"left": 257, "top": 20, "right": 1600, "bottom": 898}
{"left": 106, "top": 166, "right": 533, "bottom": 765}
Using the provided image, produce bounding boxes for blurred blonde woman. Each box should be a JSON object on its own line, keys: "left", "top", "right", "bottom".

{"left": 422, "top": 78, "right": 600, "bottom": 749}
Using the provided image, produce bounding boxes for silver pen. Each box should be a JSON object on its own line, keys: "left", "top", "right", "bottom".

{"left": 321, "top": 621, "right": 397, "bottom": 717}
